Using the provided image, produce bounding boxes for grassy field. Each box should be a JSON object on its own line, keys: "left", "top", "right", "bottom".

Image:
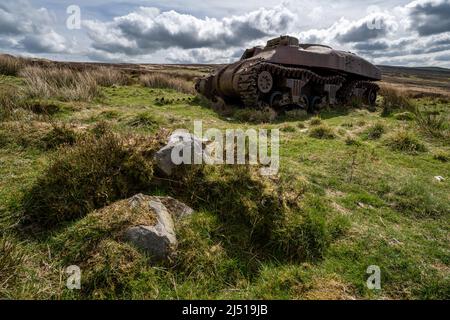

{"left": 0, "top": 54, "right": 449, "bottom": 299}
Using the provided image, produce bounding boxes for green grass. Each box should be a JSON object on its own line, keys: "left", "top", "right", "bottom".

{"left": 0, "top": 71, "right": 449, "bottom": 300}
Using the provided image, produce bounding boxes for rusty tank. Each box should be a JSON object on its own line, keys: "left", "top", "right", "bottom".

{"left": 195, "top": 35, "right": 382, "bottom": 111}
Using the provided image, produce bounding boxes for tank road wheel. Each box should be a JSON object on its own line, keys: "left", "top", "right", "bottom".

{"left": 257, "top": 71, "right": 273, "bottom": 94}
{"left": 270, "top": 91, "right": 283, "bottom": 108}
{"left": 365, "top": 88, "right": 377, "bottom": 108}
{"left": 309, "top": 96, "right": 322, "bottom": 113}
{"left": 299, "top": 94, "right": 310, "bottom": 110}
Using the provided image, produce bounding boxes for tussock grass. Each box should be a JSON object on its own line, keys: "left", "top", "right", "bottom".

{"left": 21, "top": 131, "right": 155, "bottom": 228}
{"left": 1, "top": 89, "right": 61, "bottom": 121}
{"left": 415, "top": 110, "right": 450, "bottom": 139}
{"left": 309, "top": 117, "right": 322, "bottom": 126}
{"left": 28, "top": 101, "right": 61, "bottom": 115}
{"left": 0, "top": 87, "right": 25, "bottom": 120}
{"left": 127, "top": 112, "right": 164, "bottom": 129}
{"left": 345, "top": 136, "right": 362, "bottom": 146}
{"left": 41, "top": 124, "right": 78, "bottom": 150}
{"left": 19, "top": 66, "right": 100, "bottom": 101}
{"left": 308, "top": 125, "right": 335, "bottom": 139}
{"left": 433, "top": 150, "right": 449, "bottom": 162}
{"left": 139, "top": 73, "right": 194, "bottom": 94}
{"left": 98, "top": 110, "right": 120, "bottom": 120}
{"left": 380, "top": 86, "right": 415, "bottom": 116}
{"left": 364, "top": 123, "right": 386, "bottom": 140}
{"left": 234, "top": 108, "right": 277, "bottom": 123}
{"left": 281, "top": 124, "right": 296, "bottom": 132}
{"left": 90, "top": 67, "right": 130, "bottom": 87}
{"left": 380, "top": 87, "right": 449, "bottom": 139}
{"left": 394, "top": 111, "right": 415, "bottom": 121}
{"left": 385, "top": 130, "right": 427, "bottom": 154}
{"left": 0, "top": 55, "right": 26, "bottom": 76}
{"left": 273, "top": 208, "right": 328, "bottom": 261}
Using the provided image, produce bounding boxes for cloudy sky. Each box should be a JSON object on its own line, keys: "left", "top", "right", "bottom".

{"left": 1, "top": 0, "right": 450, "bottom": 67}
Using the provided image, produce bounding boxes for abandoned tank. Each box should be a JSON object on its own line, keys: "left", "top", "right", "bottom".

{"left": 195, "top": 36, "right": 382, "bottom": 111}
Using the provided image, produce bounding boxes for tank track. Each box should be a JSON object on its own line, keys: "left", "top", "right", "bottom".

{"left": 236, "top": 59, "right": 346, "bottom": 108}
{"left": 337, "top": 80, "right": 380, "bottom": 104}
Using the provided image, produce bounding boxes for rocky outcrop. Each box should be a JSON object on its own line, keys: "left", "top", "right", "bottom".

{"left": 123, "top": 194, "right": 193, "bottom": 262}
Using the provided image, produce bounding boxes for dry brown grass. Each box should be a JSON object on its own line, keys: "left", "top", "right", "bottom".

{"left": 303, "top": 276, "right": 357, "bottom": 300}
{"left": 90, "top": 66, "right": 130, "bottom": 87}
{"left": 139, "top": 73, "right": 194, "bottom": 94}
{"left": 0, "top": 87, "right": 25, "bottom": 120}
{"left": 19, "top": 66, "right": 100, "bottom": 101}
{"left": 380, "top": 85, "right": 415, "bottom": 115}
{"left": 0, "top": 54, "right": 26, "bottom": 76}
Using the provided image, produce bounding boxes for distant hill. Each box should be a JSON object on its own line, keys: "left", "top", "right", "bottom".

{"left": 378, "top": 65, "right": 450, "bottom": 81}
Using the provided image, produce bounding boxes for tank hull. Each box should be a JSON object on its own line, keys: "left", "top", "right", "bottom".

{"left": 196, "top": 36, "right": 381, "bottom": 111}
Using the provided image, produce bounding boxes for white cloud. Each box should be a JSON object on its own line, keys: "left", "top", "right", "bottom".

{"left": 0, "top": 0, "right": 69, "bottom": 54}
{"left": 83, "top": 4, "right": 295, "bottom": 56}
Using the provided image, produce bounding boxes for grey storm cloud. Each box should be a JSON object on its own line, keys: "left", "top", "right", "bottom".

{"left": 0, "top": 4, "right": 24, "bottom": 36}
{"left": 435, "top": 52, "right": 450, "bottom": 60}
{"left": 84, "top": 5, "right": 295, "bottom": 55}
{"left": 353, "top": 41, "right": 389, "bottom": 51}
{"left": 409, "top": 0, "right": 450, "bottom": 36}
{"left": 336, "top": 19, "right": 388, "bottom": 43}
{"left": 353, "top": 33, "right": 450, "bottom": 59}
{"left": 0, "top": 1, "right": 52, "bottom": 36}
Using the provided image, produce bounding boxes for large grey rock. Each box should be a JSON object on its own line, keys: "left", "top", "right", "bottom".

{"left": 123, "top": 194, "right": 193, "bottom": 262}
